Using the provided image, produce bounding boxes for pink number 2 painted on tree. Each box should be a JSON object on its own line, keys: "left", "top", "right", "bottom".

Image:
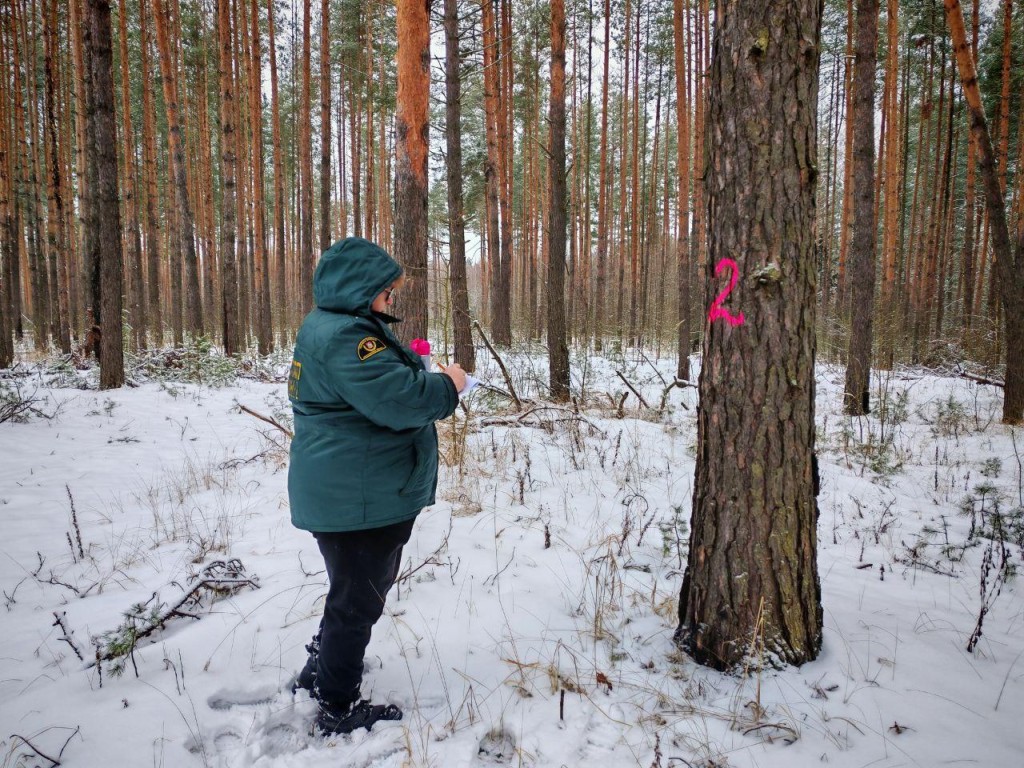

{"left": 707, "top": 258, "right": 745, "bottom": 327}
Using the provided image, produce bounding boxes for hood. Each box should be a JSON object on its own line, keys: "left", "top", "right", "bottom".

{"left": 312, "top": 237, "right": 402, "bottom": 315}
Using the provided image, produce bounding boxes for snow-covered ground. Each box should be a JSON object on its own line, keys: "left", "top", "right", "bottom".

{"left": 1, "top": 346, "right": 1021, "bottom": 767}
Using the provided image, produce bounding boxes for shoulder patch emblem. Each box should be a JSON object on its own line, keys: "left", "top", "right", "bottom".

{"left": 288, "top": 360, "right": 302, "bottom": 398}
{"left": 357, "top": 336, "right": 387, "bottom": 361}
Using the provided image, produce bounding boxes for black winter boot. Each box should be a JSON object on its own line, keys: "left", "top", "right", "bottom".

{"left": 312, "top": 700, "right": 403, "bottom": 736}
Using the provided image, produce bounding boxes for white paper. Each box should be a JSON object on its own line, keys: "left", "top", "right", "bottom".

{"left": 460, "top": 374, "right": 481, "bottom": 396}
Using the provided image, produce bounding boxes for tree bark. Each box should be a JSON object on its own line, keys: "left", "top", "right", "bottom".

{"left": 245, "top": 0, "right": 270, "bottom": 352}
{"left": 217, "top": 0, "right": 239, "bottom": 355}
{"left": 673, "top": 0, "right": 692, "bottom": 378}
{"left": 593, "top": 0, "right": 610, "bottom": 351}
{"left": 843, "top": 0, "right": 879, "bottom": 415}
{"left": 44, "top": 0, "right": 70, "bottom": 352}
{"left": 482, "top": 0, "right": 507, "bottom": 345}
{"left": 116, "top": 0, "right": 144, "bottom": 350}
{"left": 677, "top": 0, "right": 823, "bottom": 669}
{"left": 547, "top": 0, "right": 569, "bottom": 400}
{"left": 152, "top": 0, "right": 203, "bottom": 339}
{"left": 443, "top": 0, "right": 474, "bottom": 373}
{"left": 139, "top": 0, "right": 163, "bottom": 345}
{"left": 319, "top": 0, "right": 331, "bottom": 252}
{"left": 78, "top": 0, "right": 101, "bottom": 333}
{"left": 0, "top": 13, "right": 14, "bottom": 366}
{"left": 23, "top": 0, "right": 50, "bottom": 344}
{"left": 394, "top": 0, "right": 431, "bottom": 344}
{"left": 879, "top": 0, "right": 901, "bottom": 360}
{"left": 267, "top": 0, "right": 286, "bottom": 334}
{"left": 835, "top": 0, "right": 855, "bottom": 313}
{"left": 497, "top": 0, "right": 514, "bottom": 347}
{"left": 87, "top": 0, "right": 123, "bottom": 388}
{"left": 943, "top": 0, "right": 1024, "bottom": 424}
{"left": 298, "top": 0, "right": 313, "bottom": 310}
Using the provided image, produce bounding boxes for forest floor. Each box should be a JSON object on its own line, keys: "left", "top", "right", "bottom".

{"left": 0, "top": 343, "right": 1021, "bottom": 768}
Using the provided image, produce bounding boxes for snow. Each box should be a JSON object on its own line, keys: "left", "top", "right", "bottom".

{"left": 1, "top": 349, "right": 1022, "bottom": 768}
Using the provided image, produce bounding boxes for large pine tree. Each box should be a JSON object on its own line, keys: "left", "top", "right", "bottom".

{"left": 86, "top": 0, "right": 123, "bottom": 388}
{"left": 677, "top": 0, "right": 824, "bottom": 669}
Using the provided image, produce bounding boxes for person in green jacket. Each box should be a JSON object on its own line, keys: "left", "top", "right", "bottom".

{"left": 287, "top": 237, "right": 466, "bottom": 736}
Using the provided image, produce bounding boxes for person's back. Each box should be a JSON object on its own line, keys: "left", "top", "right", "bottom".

{"left": 286, "top": 237, "right": 464, "bottom": 735}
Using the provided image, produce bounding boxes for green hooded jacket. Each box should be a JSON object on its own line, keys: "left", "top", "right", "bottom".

{"left": 287, "top": 237, "right": 459, "bottom": 532}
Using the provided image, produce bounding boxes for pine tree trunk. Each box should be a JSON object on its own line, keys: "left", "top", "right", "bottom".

{"left": 482, "top": 0, "right": 507, "bottom": 345}
{"left": 116, "top": 0, "right": 144, "bottom": 350}
{"left": 497, "top": 0, "right": 514, "bottom": 346}
{"left": 152, "top": 0, "right": 203, "bottom": 339}
{"left": 77, "top": 0, "right": 101, "bottom": 333}
{"left": 673, "top": 0, "right": 691, "bottom": 378}
{"left": 319, "top": 0, "right": 331, "bottom": 252}
{"left": 904, "top": 42, "right": 932, "bottom": 342}
{"left": 44, "top": 0, "right": 70, "bottom": 351}
{"left": 843, "top": 0, "right": 879, "bottom": 415}
{"left": 628, "top": 7, "right": 641, "bottom": 346}
{"left": 298, "top": 0, "right": 313, "bottom": 310}
{"left": 87, "top": 0, "right": 123, "bottom": 388}
{"left": 879, "top": 0, "right": 901, "bottom": 361}
{"left": 267, "top": 0, "right": 286, "bottom": 335}
{"left": 916, "top": 43, "right": 947, "bottom": 358}
{"left": 337, "top": 55, "right": 348, "bottom": 239}
{"left": 995, "top": 0, "right": 1012, "bottom": 197}
{"left": 394, "top": 0, "right": 430, "bottom": 343}
{"left": 820, "top": 46, "right": 840, "bottom": 317}
{"left": 139, "top": 0, "right": 163, "bottom": 345}
{"left": 547, "top": 0, "right": 569, "bottom": 400}
{"left": 934, "top": 66, "right": 957, "bottom": 338}
{"left": 615, "top": 0, "right": 630, "bottom": 336}
{"left": 217, "top": 0, "right": 239, "bottom": 355}
{"left": 0, "top": 15, "right": 14, "bottom": 366}
{"left": 691, "top": 0, "right": 709, "bottom": 341}
{"left": 677, "top": 0, "right": 823, "bottom": 669}
{"left": 836, "top": 0, "right": 855, "bottom": 314}
{"left": 350, "top": 19, "right": 362, "bottom": 240}
{"left": 24, "top": 0, "right": 51, "bottom": 345}
{"left": 363, "top": 22, "right": 375, "bottom": 242}
{"left": 594, "top": 0, "right": 610, "bottom": 351}
{"left": 248, "top": 0, "right": 271, "bottom": 353}
{"left": 196, "top": 17, "right": 218, "bottom": 338}
{"left": 443, "top": 0, "right": 474, "bottom": 373}
{"left": 577, "top": 1, "right": 594, "bottom": 345}
{"left": 944, "top": 0, "right": 1024, "bottom": 424}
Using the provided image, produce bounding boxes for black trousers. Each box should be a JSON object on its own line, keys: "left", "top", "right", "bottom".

{"left": 303, "top": 518, "right": 415, "bottom": 708}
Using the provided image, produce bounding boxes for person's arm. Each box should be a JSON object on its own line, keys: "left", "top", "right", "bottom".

{"left": 322, "top": 325, "right": 458, "bottom": 430}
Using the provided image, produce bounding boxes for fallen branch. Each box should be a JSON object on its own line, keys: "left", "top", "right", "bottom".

{"left": 9, "top": 726, "right": 80, "bottom": 767}
{"left": 614, "top": 370, "right": 651, "bottom": 409}
{"left": 237, "top": 404, "right": 293, "bottom": 438}
{"left": 0, "top": 386, "right": 44, "bottom": 424}
{"left": 638, "top": 349, "right": 668, "bottom": 386}
{"left": 95, "top": 559, "right": 259, "bottom": 663}
{"left": 480, "top": 405, "right": 606, "bottom": 436}
{"left": 658, "top": 378, "right": 697, "bottom": 413}
{"left": 955, "top": 366, "right": 1004, "bottom": 388}
{"left": 472, "top": 321, "right": 522, "bottom": 409}
{"left": 52, "top": 611, "right": 84, "bottom": 661}
{"left": 613, "top": 392, "right": 628, "bottom": 418}
{"left": 43, "top": 573, "right": 98, "bottom": 598}
{"left": 395, "top": 523, "right": 452, "bottom": 591}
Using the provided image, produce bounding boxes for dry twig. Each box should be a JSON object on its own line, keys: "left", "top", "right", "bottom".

{"left": 52, "top": 611, "right": 84, "bottom": 661}
{"left": 9, "top": 726, "right": 81, "bottom": 767}
{"left": 615, "top": 370, "right": 651, "bottom": 409}
{"left": 237, "top": 403, "right": 293, "bottom": 438}
{"left": 472, "top": 321, "right": 522, "bottom": 409}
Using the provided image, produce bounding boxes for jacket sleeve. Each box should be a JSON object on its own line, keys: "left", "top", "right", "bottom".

{"left": 320, "top": 322, "right": 459, "bottom": 431}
